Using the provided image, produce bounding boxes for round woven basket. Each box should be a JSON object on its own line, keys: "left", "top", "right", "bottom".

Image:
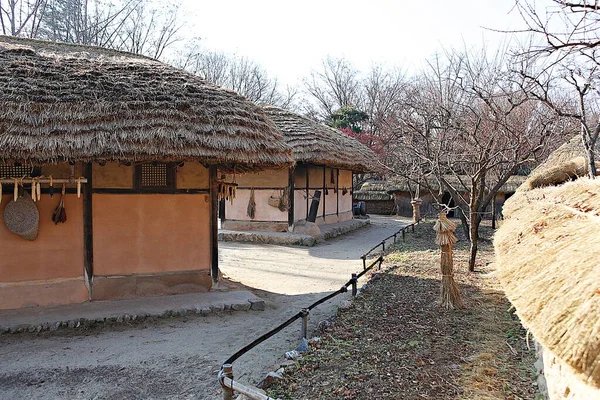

{"left": 3, "top": 192, "right": 39, "bottom": 241}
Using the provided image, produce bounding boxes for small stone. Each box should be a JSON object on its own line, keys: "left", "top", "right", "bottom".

{"left": 249, "top": 299, "right": 265, "bottom": 311}
{"left": 296, "top": 338, "right": 309, "bottom": 352}
{"left": 28, "top": 325, "right": 36, "bottom": 333}
{"left": 68, "top": 320, "right": 76, "bottom": 328}
{"left": 279, "top": 360, "right": 295, "bottom": 368}
{"left": 177, "top": 309, "right": 187, "bottom": 317}
{"left": 275, "top": 368, "right": 285, "bottom": 375}
{"left": 123, "top": 315, "right": 131, "bottom": 322}
{"left": 75, "top": 321, "right": 81, "bottom": 328}
{"left": 95, "top": 318, "right": 105, "bottom": 324}
{"left": 131, "top": 314, "right": 137, "bottom": 321}
{"left": 201, "top": 307, "right": 212, "bottom": 316}
{"left": 50, "top": 322, "right": 60, "bottom": 331}
{"left": 224, "top": 304, "right": 232, "bottom": 310}
{"left": 161, "top": 310, "right": 171, "bottom": 318}
{"left": 261, "top": 371, "right": 283, "bottom": 389}
{"left": 116, "top": 316, "right": 123, "bottom": 323}
{"left": 210, "top": 303, "right": 225, "bottom": 312}
{"left": 194, "top": 307, "right": 203, "bottom": 315}
{"left": 339, "top": 300, "right": 352, "bottom": 309}
{"left": 36, "top": 325, "right": 43, "bottom": 333}
{"left": 232, "top": 302, "right": 251, "bottom": 311}
{"left": 285, "top": 350, "right": 302, "bottom": 360}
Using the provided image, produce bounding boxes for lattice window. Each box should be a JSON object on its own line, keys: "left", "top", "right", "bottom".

{"left": 0, "top": 165, "right": 40, "bottom": 179}
{"left": 135, "top": 162, "right": 175, "bottom": 190}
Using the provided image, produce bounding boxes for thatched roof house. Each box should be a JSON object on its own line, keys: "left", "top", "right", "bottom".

{"left": 494, "top": 140, "right": 600, "bottom": 398}
{"left": 352, "top": 175, "right": 526, "bottom": 217}
{"left": 262, "top": 106, "right": 376, "bottom": 172}
{"left": 0, "top": 36, "right": 292, "bottom": 310}
{"left": 0, "top": 35, "right": 292, "bottom": 170}
{"left": 220, "top": 106, "right": 378, "bottom": 233}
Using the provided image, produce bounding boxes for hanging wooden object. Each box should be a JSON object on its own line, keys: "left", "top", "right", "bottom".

{"left": 217, "top": 181, "right": 238, "bottom": 205}
{"left": 433, "top": 212, "right": 464, "bottom": 309}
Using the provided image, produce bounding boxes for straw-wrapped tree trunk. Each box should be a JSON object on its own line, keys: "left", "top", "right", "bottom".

{"left": 434, "top": 212, "right": 464, "bottom": 309}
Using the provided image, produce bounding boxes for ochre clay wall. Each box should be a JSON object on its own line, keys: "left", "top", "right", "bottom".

{"left": 0, "top": 163, "right": 87, "bottom": 309}
{"left": 92, "top": 194, "right": 211, "bottom": 275}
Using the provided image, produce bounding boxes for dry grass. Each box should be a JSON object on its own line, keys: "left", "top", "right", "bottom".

{"left": 267, "top": 220, "right": 538, "bottom": 399}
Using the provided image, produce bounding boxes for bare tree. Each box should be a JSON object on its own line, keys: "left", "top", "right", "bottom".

{"left": 391, "top": 48, "right": 564, "bottom": 271}
{"left": 514, "top": 0, "right": 600, "bottom": 177}
{"left": 303, "top": 57, "right": 362, "bottom": 120}
{"left": 177, "top": 47, "right": 297, "bottom": 108}
{"left": 0, "top": 0, "right": 47, "bottom": 37}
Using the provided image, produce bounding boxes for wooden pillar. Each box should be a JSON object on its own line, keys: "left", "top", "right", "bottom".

{"left": 82, "top": 162, "right": 93, "bottom": 299}
{"left": 322, "top": 166, "right": 326, "bottom": 221}
{"left": 411, "top": 198, "right": 422, "bottom": 223}
{"left": 288, "top": 166, "right": 295, "bottom": 229}
{"left": 209, "top": 166, "right": 219, "bottom": 288}
{"left": 336, "top": 168, "right": 339, "bottom": 216}
{"left": 305, "top": 165, "right": 309, "bottom": 220}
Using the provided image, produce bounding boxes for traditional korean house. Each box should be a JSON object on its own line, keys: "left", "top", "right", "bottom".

{"left": 382, "top": 175, "right": 526, "bottom": 218}
{"left": 220, "top": 106, "right": 377, "bottom": 232}
{"left": 0, "top": 36, "right": 292, "bottom": 310}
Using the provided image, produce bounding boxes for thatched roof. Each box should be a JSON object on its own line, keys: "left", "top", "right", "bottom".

{"left": 494, "top": 178, "right": 600, "bottom": 388}
{"left": 0, "top": 36, "right": 292, "bottom": 171}
{"left": 382, "top": 175, "right": 526, "bottom": 194}
{"left": 519, "top": 136, "right": 597, "bottom": 191}
{"left": 262, "top": 106, "right": 377, "bottom": 172}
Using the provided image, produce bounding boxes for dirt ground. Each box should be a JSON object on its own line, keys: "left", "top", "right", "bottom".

{"left": 0, "top": 216, "right": 408, "bottom": 399}
{"left": 266, "top": 221, "right": 538, "bottom": 400}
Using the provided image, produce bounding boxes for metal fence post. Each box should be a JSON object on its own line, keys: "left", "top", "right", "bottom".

{"left": 300, "top": 309, "right": 309, "bottom": 339}
{"left": 393, "top": 233, "right": 397, "bottom": 244}
{"left": 362, "top": 255, "right": 366, "bottom": 270}
{"left": 402, "top": 229, "right": 406, "bottom": 242}
{"left": 411, "top": 223, "right": 415, "bottom": 233}
{"left": 382, "top": 241, "right": 385, "bottom": 252}
{"left": 222, "top": 364, "right": 234, "bottom": 400}
{"left": 351, "top": 273, "right": 358, "bottom": 296}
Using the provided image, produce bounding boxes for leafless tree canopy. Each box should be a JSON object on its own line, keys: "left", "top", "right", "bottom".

{"left": 0, "top": 0, "right": 183, "bottom": 58}
{"left": 177, "top": 46, "right": 297, "bottom": 108}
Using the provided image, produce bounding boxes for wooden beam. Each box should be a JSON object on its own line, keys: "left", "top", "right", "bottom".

{"left": 336, "top": 168, "right": 340, "bottom": 216}
{"left": 209, "top": 166, "right": 219, "bottom": 287}
{"left": 322, "top": 166, "right": 326, "bottom": 220}
{"left": 305, "top": 165, "right": 309, "bottom": 220}
{"left": 82, "top": 162, "right": 93, "bottom": 299}
{"left": 288, "top": 166, "right": 295, "bottom": 229}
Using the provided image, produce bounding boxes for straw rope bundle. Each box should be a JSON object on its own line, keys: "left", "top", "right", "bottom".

{"left": 262, "top": 106, "right": 378, "bottom": 172}
{"left": 0, "top": 36, "right": 293, "bottom": 172}
{"left": 433, "top": 213, "right": 464, "bottom": 309}
{"left": 494, "top": 178, "right": 600, "bottom": 388}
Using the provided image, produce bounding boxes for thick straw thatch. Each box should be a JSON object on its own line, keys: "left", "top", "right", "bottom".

{"left": 0, "top": 36, "right": 292, "bottom": 171}
{"left": 262, "top": 106, "right": 377, "bottom": 172}
{"left": 494, "top": 178, "right": 600, "bottom": 388}
{"left": 519, "top": 137, "right": 595, "bottom": 191}
{"left": 385, "top": 175, "right": 527, "bottom": 194}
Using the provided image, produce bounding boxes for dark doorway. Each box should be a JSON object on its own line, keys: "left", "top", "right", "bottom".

{"left": 441, "top": 192, "right": 456, "bottom": 217}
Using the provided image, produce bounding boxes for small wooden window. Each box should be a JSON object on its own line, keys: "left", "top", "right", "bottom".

{"left": 135, "top": 162, "right": 176, "bottom": 190}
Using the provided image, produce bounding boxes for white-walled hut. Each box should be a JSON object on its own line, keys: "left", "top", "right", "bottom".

{"left": 220, "top": 106, "right": 377, "bottom": 232}
{"left": 0, "top": 36, "right": 292, "bottom": 310}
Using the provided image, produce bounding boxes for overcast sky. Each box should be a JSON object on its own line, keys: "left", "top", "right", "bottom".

{"left": 179, "top": 0, "right": 528, "bottom": 85}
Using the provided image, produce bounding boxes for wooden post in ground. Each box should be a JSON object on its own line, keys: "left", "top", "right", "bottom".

{"left": 433, "top": 212, "right": 464, "bottom": 309}
{"left": 411, "top": 198, "right": 422, "bottom": 223}
{"left": 221, "top": 364, "right": 234, "bottom": 400}
{"left": 209, "top": 166, "right": 219, "bottom": 288}
{"left": 82, "top": 162, "right": 93, "bottom": 300}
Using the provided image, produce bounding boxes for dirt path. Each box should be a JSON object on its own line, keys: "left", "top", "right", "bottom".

{"left": 0, "top": 216, "right": 408, "bottom": 400}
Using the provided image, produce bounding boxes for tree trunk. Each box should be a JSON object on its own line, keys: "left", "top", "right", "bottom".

{"left": 458, "top": 207, "right": 470, "bottom": 241}
{"left": 440, "top": 243, "right": 464, "bottom": 309}
{"left": 468, "top": 210, "right": 479, "bottom": 272}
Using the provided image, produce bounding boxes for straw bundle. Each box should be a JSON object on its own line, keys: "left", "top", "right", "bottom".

{"left": 262, "top": 106, "right": 378, "bottom": 172}
{"left": 0, "top": 36, "right": 293, "bottom": 172}
{"left": 433, "top": 213, "right": 464, "bottom": 309}
{"left": 519, "top": 136, "right": 597, "bottom": 191}
{"left": 494, "top": 178, "right": 600, "bottom": 388}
